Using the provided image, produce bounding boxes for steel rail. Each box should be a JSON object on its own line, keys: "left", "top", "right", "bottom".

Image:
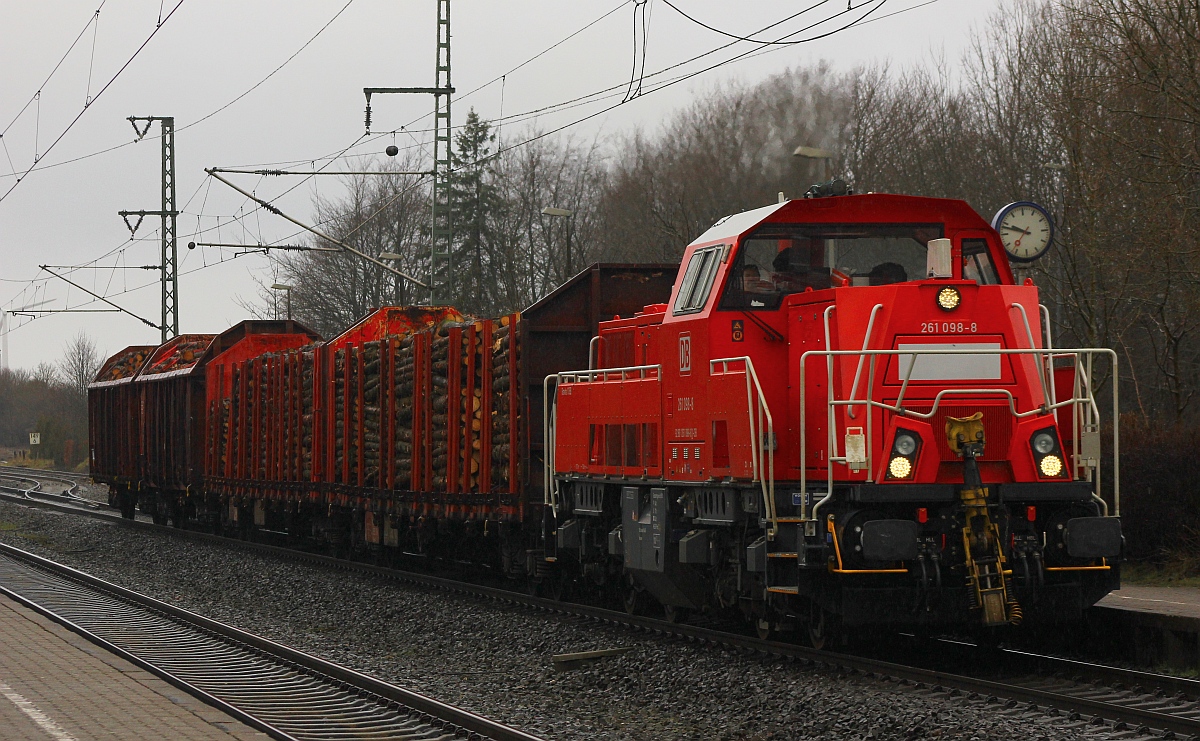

{"left": 0, "top": 540, "right": 542, "bottom": 741}
{"left": 0, "top": 489, "right": 1196, "bottom": 737}
{"left": 0, "top": 470, "right": 89, "bottom": 509}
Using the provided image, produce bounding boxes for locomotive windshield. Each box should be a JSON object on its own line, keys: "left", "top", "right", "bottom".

{"left": 719, "top": 223, "right": 943, "bottom": 310}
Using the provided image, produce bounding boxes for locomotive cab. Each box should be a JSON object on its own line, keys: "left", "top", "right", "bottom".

{"left": 548, "top": 192, "right": 1120, "bottom": 641}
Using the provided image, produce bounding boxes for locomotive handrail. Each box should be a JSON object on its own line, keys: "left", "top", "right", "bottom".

{"left": 846, "top": 304, "right": 884, "bottom": 419}
{"left": 588, "top": 335, "right": 606, "bottom": 370}
{"left": 710, "top": 357, "right": 776, "bottom": 538}
{"left": 1010, "top": 302, "right": 1053, "bottom": 407}
{"left": 798, "top": 345, "right": 1120, "bottom": 520}
{"left": 1039, "top": 304, "right": 1056, "bottom": 408}
{"left": 543, "top": 364, "right": 663, "bottom": 517}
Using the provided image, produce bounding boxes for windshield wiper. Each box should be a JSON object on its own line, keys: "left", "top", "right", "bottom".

{"left": 740, "top": 310, "right": 786, "bottom": 343}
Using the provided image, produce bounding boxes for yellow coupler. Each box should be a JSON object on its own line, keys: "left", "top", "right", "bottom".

{"left": 946, "top": 413, "right": 1022, "bottom": 627}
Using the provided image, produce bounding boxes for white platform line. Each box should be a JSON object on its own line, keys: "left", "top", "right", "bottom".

{"left": 0, "top": 679, "right": 79, "bottom": 741}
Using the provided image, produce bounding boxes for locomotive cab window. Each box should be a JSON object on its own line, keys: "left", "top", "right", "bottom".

{"left": 962, "top": 238, "right": 1000, "bottom": 285}
{"left": 720, "top": 223, "right": 943, "bottom": 310}
{"left": 674, "top": 245, "right": 725, "bottom": 315}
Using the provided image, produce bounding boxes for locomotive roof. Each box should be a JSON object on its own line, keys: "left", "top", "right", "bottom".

{"left": 688, "top": 194, "right": 992, "bottom": 248}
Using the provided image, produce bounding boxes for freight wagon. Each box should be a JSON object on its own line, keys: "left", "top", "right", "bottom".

{"left": 90, "top": 266, "right": 676, "bottom": 565}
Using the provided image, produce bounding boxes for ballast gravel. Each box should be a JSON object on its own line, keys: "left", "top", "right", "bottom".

{"left": 0, "top": 500, "right": 1098, "bottom": 740}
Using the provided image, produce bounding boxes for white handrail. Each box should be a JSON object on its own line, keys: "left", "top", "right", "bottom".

{"left": 711, "top": 357, "right": 776, "bottom": 537}
{"left": 1010, "top": 302, "right": 1052, "bottom": 409}
{"left": 544, "top": 364, "right": 663, "bottom": 515}
{"left": 847, "top": 304, "right": 884, "bottom": 419}
{"left": 799, "top": 345, "right": 1119, "bottom": 519}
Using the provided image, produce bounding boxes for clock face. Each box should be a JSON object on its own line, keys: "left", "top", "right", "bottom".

{"left": 992, "top": 202, "right": 1054, "bottom": 262}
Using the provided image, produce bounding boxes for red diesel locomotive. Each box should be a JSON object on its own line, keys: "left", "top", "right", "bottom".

{"left": 546, "top": 191, "right": 1120, "bottom": 641}
{"left": 89, "top": 189, "right": 1121, "bottom": 642}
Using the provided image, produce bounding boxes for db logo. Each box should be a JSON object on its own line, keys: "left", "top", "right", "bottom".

{"left": 678, "top": 333, "right": 692, "bottom": 374}
{"left": 731, "top": 319, "right": 744, "bottom": 342}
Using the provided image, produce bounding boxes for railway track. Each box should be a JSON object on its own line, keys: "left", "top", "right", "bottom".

{"left": 0, "top": 540, "right": 541, "bottom": 741}
{"left": 0, "top": 469, "right": 98, "bottom": 509}
{"left": 0, "top": 487, "right": 1196, "bottom": 739}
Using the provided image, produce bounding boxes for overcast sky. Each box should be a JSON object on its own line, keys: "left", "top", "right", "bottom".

{"left": 0, "top": 0, "right": 1001, "bottom": 370}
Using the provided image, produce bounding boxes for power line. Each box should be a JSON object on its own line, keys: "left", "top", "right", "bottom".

{"left": 1, "top": 1, "right": 107, "bottom": 139}
{"left": 4, "top": 0, "right": 900, "bottom": 336}
{"left": 0, "top": 0, "right": 352, "bottom": 180}
{"left": 178, "top": 0, "right": 356, "bottom": 135}
{"left": 0, "top": 0, "right": 186, "bottom": 204}
{"left": 660, "top": 0, "right": 867, "bottom": 45}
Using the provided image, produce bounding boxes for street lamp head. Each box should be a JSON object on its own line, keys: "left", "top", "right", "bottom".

{"left": 541, "top": 206, "right": 572, "bottom": 217}
{"left": 377, "top": 252, "right": 403, "bottom": 261}
{"left": 793, "top": 145, "right": 836, "bottom": 159}
{"left": 270, "top": 283, "right": 292, "bottom": 291}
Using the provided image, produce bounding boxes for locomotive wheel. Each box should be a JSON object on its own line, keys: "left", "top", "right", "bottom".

{"left": 663, "top": 604, "right": 688, "bottom": 624}
{"left": 542, "top": 571, "right": 566, "bottom": 602}
{"left": 755, "top": 617, "right": 773, "bottom": 641}
{"left": 622, "top": 575, "right": 648, "bottom": 616}
{"left": 808, "top": 604, "right": 841, "bottom": 650}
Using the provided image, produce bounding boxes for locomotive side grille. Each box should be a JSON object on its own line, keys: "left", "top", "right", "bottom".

{"left": 908, "top": 404, "right": 1013, "bottom": 461}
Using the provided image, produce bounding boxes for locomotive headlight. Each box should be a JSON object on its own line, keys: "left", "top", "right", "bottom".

{"left": 1032, "top": 432, "right": 1056, "bottom": 455}
{"left": 893, "top": 432, "right": 918, "bottom": 456}
{"left": 888, "top": 456, "right": 913, "bottom": 479}
{"left": 936, "top": 286, "right": 961, "bottom": 311}
{"left": 1039, "top": 454, "right": 1063, "bottom": 477}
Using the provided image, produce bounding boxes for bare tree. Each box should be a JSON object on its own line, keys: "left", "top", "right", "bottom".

{"left": 253, "top": 155, "right": 431, "bottom": 338}
{"left": 58, "top": 330, "right": 101, "bottom": 401}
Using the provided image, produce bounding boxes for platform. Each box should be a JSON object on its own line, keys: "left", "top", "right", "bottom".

{"left": 1091, "top": 585, "right": 1200, "bottom": 669}
{"left": 0, "top": 594, "right": 269, "bottom": 741}
{"left": 1099, "top": 584, "right": 1200, "bottom": 620}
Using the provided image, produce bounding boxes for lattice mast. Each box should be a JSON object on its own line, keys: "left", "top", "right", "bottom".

{"left": 363, "top": 1, "right": 454, "bottom": 304}
{"left": 118, "top": 116, "right": 178, "bottom": 342}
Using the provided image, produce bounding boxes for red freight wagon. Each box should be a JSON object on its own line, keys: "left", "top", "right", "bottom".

{"left": 92, "top": 322, "right": 318, "bottom": 523}
{"left": 132, "top": 333, "right": 216, "bottom": 523}
{"left": 88, "top": 345, "right": 155, "bottom": 510}
{"left": 192, "top": 266, "right": 675, "bottom": 557}
{"left": 202, "top": 320, "right": 321, "bottom": 530}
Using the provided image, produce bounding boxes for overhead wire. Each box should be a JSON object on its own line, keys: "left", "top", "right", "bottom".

{"left": 0, "top": 0, "right": 186, "bottom": 204}
{"left": 0, "top": 0, "right": 354, "bottom": 180}
{"left": 0, "top": 1, "right": 107, "bottom": 139}
{"left": 5, "top": 0, "right": 905, "bottom": 336}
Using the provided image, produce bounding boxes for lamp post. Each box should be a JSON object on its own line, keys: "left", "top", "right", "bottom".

{"left": 793, "top": 145, "right": 836, "bottom": 181}
{"left": 270, "top": 283, "right": 293, "bottom": 321}
{"left": 541, "top": 206, "right": 574, "bottom": 279}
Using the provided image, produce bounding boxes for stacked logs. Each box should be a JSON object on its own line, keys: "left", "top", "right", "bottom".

{"left": 100, "top": 348, "right": 149, "bottom": 381}
{"left": 412, "top": 314, "right": 520, "bottom": 493}
{"left": 229, "top": 365, "right": 242, "bottom": 476}
{"left": 393, "top": 337, "right": 416, "bottom": 489}
{"left": 462, "top": 325, "right": 483, "bottom": 490}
